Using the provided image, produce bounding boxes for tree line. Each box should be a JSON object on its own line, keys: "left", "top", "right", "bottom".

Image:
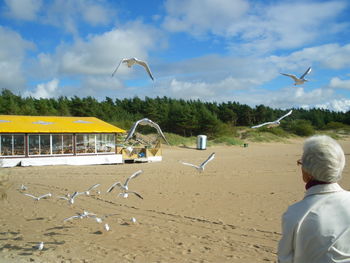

{"left": 0, "top": 89, "right": 349, "bottom": 137}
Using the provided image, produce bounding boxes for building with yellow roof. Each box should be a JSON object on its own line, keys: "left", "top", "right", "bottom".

{"left": 0, "top": 115, "right": 126, "bottom": 167}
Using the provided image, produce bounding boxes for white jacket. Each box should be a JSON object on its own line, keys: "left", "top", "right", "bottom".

{"left": 278, "top": 183, "right": 350, "bottom": 263}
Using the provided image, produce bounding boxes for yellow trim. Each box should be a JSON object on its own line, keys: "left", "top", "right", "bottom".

{"left": 0, "top": 115, "right": 126, "bottom": 133}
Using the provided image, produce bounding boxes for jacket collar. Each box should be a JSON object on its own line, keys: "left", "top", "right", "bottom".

{"left": 304, "top": 183, "right": 344, "bottom": 198}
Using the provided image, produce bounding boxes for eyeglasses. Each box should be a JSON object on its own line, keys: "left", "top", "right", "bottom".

{"left": 297, "top": 159, "right": 302, "bottom": 166}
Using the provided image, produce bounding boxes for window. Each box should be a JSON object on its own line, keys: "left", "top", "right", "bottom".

{"left": 62, "top": 135, "right": 73, "bottom": 154}
{"left": 13, "top": 135, "right": 25, "bottom": 155}
{"left": 28, "top": 135, "right": 40, "bottom": 155}
{"left": 1, "top": 135, "right": 13, "bottom": 156}
{"left": 76, "top": 134, "right": 96, "bottom": 154}
{"left": 96, "top": 134, "right": 115, "bottom": 153}
{"left": 40, "top": 134, "right": 50, "bottom": 155}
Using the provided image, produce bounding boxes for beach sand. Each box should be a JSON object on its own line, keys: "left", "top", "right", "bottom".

{"left": 1, "top": 138, "right": 349, "bottom": 263}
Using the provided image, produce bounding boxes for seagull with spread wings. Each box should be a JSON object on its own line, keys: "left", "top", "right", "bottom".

{"left": 280, "top": 67, "right": 312, "bottom": 85}
{"left": 180, "top": 152, "right": 215, "bottom": 172}
{"left": 24, "top": 193, "right": 52, "bottom": 201}
{"left": 112, "top": 57, "right": 154, "bottom": 81}
{"left": 84, "top": 184, "right": 100, "bottom": 196}
{"left": 107, "top": 170, "right": 143, "bottom": 199}
{"left": 251, "top": 110, "right": 293, "bottom": 129}
{"left": 125, "top": 118, "right": 169, "bottom": 145}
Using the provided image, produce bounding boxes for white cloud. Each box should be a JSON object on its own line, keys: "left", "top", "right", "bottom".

{"left": 25, "top": 78, "right": 60, "bottom": 99}
{"left": 315, "top": 99, "right": 350, "bottom": 112}
{"left": 328, "top": 77, "right": 350, "bottom": 90}
{"left": 0, "top": 26, "right": 34, "bottom": 92}
{"left": 3, "top": 0, "right": 42, "bottom": 21}
{"left": 163, "top": 0, "right": 249, "bottom": 37}
{"left": 163, "top": 0, "right": 348, "bottom": 53}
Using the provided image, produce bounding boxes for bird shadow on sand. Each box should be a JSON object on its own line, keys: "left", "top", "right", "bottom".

{"left": 26, "top": 217, "right": 45, "bottom": 221}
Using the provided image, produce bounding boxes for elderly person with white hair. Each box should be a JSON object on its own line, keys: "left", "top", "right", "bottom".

{"left": 278, "top": 135, "right": 350, "bottom": 263}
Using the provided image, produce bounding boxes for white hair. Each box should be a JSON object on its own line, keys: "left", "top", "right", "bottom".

{"left": 302, "top": 135, "right": 345, "bottom": 182}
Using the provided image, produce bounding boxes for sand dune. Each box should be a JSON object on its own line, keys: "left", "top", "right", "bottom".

{"left": 1, "top": 138, "right": 349, "bottom": 262}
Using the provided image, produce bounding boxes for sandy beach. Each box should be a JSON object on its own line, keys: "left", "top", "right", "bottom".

{"left": 1, "top": 138, "right": 349, "bottom": 263}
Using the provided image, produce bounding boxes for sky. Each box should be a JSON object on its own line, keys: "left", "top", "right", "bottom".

{"left": 0, "top": 0, "right": 350, "bottom": 112}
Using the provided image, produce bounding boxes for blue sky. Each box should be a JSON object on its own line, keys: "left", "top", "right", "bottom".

{"left": 0, "top": 0, "right": 350, "bottom": 112}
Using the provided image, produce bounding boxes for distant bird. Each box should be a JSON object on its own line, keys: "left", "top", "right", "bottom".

{"left": 112, "top": 57, "right": 154, "bottom": 81}
{"left": 24, "top": 193, "right": 51, "bottom": 201}
{"left": 104, "top": 223, "right": 110, "bottom": 231}
{"left": 280, "top": 67, "right": 312, "bottom": 85}
{"left": 84, "top": 184, "right": 100, "bottom": 196}
{"left": 118, "top": 191, "right": 143, "bottom": 199}
{"left": 107, "top": 170, "right": 144, "bottom": 199}
{"left": 131, "top": 217, "right": 137, "bottom": 224}
{"left": 36, "top": 241, "right": 44, "bottom": 251}
{"left": 19, "top": 184, "right": 28, "bottom": 191}
{"left": 181, "top": 152, "right": 215, "bottom": 172}
{"left": 125, "top": 118, "right": 169, "bottom": 145}
{"left": 63, "top": 210, "right": 96, "bottom": 222}
{"left": 58, "top": 191, "right": 84, "bottom": 205}
{"left": 251, "top": 110, "right": 293, "bottom": 129}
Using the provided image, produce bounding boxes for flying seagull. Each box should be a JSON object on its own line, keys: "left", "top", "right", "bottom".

{"left": 63, "top": 210, "right": 97, "bottom": 222}
{"left": 24, "top": 193, "right": 51, "bottom": 201}
{"left": 112, "top": 57, "right": 154, "bottom": 81}
{"left": 125, "top": 118, "right": 169, "bottom": 145}
{"left": 280, "top": 67, "right": 312, "bottom": 85}
{"left": 180, "top": 152, "right": 215, "bottom": 172}
{"left": 107, "top": 170, "right": 143, "bottom": 199}
{"left": 84, "top": 184, "right": 100, "bottom": 196}
{"left": 251, "top": 110, "right": 293, "bottom": 129}
{"left": 58, "top": 191, "right": 84, "bottom": 205}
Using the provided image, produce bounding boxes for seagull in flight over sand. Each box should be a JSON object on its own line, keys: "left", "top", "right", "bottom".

{"left": 24, "top": 193, "right": 52, "bottom": 201}
{"left": 84, "top": 184, "right": 100, "bottom": 196}
{"left": 58, "top": 191, "right": 84, "bottom": 205}
{"left": 63, "top": 210, "right": 97, "bottom": 222}
{"left": 181, "top": 152, "right": 215, "bottom": 172}
{"left": 251, "top": 110, "right": 293, "bottom": 129}
{"left": 107, "top": 170, "right": 144, "bottom": 199}
{"left": 280, "top": 67, "right": 312, "bottom": 85}
{"left": 112, "top": 57, "right": 154, "bottom": 81}
{"left": 125, "top": 118, "right": 169, "bottom": 145}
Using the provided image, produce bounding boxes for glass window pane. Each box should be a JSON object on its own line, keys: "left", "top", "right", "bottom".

{"left": 13, "top": 135, "right": 24, "bottom": 155}
{"left": 40, "top": 135, "right": 50, "bottom": 155}
{"left": 52, "top": 135, "right": 62, "bottom": 154}
{"left": 63, "top": 135, "right": 73, "bottom": 154}
{"left": 76, "top": 134, "right": 86, "bottom": 154}
{"left": 86, "top": 134, "right": 95, "bottom": 153}
{"left": 1, "top": 135, "right": 13, "bottom": 156}
{"left": 29, "top": 135, "right": 40, "bottom": 155}
{"left": 108, "top": 134, "right": 115, "bottom": 153}
{"left": 96, "top": 134, "right": 115, "bottom": 153}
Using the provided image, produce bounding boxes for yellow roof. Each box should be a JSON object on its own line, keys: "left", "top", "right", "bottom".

{"left": 0, "top": 115, "right": 126, "bottom": 133}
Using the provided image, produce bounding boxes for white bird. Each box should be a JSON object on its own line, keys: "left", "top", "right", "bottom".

{"left": 131, "top": 217, "right": 137, "bottom": 224}
{"left": 280, "top": 67, "right": 312, "bottom": 85}
{"left": 24, "top": 193, "right": 51, "bottom": 201}
{"left": 19, "top": 184, "right": 28, "bottom": 191}
{"left": 181, "top": 152, "right": 215, "bottom": 172}
{"left": 84, "top": 184, "right": 100, "bottom": 196}
{"left": 251, "top": 110, "right": 293, "bottom": 129}
{"left": 104, "top": 223, "right": 110, "bottom": 231}
{"left": 125, "top": 118, "right": 169, "bottom": 144}
{"left": 63, "top": 210, "right": 96, "bottom": 222}
{"left": 36, "top": 241, "right": 44, "bottom": 251}
{"left": 58, "top": 191, "right": 84, "bottom": 205}
{"left": 112, "top": 57, "right": 154, "bottom": 81}
{"left": 118, "top": 191, "right": 143, "bottom": 199}
{"left": 107, "top": 170, "right": 143, "bottom": 193}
